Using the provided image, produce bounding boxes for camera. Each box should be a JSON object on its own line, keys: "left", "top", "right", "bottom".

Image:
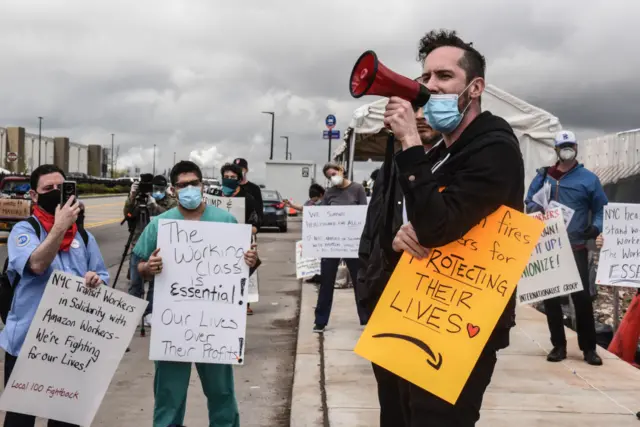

{"left": 136, "top": 173, "right": 154, "bottom": 203}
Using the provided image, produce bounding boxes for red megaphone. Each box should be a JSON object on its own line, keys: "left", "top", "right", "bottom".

{"left": 349, "top": 50, "right": 430, "bottom": 107}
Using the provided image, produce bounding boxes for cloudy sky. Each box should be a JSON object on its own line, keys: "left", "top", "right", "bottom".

{"left": 0, "top": 0, "right": 636, "bottom": 184}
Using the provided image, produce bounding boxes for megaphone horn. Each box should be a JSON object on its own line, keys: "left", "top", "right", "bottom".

{"left": 349, "top": 50, "right": 430, "bottom": 108}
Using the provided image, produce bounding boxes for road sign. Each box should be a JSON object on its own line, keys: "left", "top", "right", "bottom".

{"left": 325, "top": 114, "right": 336, "bottom": 129}
{"left": 323, "top": 130, "right": 340, "bottom": 140}
{"left": 6, "top": 152, "right": 17, "bottom": 162}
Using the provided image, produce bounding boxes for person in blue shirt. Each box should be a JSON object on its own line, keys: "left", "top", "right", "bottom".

{"left": 0, "top": 164, "right": 109, "bottom": 427}
{"left": 525, "top": 130, "right": 608, "bottom": 366}
{"left": 133, "top": 161, "right": 258, "bottom": 427}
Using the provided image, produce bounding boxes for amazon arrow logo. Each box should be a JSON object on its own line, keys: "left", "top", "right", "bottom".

{"left": 372, "top": 333, "right": 443, "bottom": 370}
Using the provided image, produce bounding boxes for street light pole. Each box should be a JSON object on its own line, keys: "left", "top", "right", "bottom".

{"left": 280, "top": 136, "right": 289, "bottom": 160}
{"left": 262, "top": 111, "right": 275, "bottom": 160}
{"left": 110, "top": 133, "right": 115, "bottom": 178}
{"left": 38, "top": 116, "right": 43, "bottom": 166}
{"left": 153, "top": 144, "right": 156, "bottom": 175}
{"left": 173, "top": 151, "right": 176, "bottom": 165}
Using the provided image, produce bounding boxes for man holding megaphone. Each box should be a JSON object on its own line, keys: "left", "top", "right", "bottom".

{"left": 352, "top": 30, "right": 525, "bottom": 426}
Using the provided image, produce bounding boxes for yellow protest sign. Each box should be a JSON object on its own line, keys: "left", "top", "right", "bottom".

{"left": 354, "top": 206, "right": 544, "bottom": 404}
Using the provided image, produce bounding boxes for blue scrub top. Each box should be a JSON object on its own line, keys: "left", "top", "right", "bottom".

{"left": 0, "top": 217, "right": 109, "bottom": 356}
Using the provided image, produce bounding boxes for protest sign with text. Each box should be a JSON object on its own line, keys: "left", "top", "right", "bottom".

{"left": 517, "top": 207, "right": 583, "bottom": 304}
{"left": 204, "top": 195, "right": 245, "bottom": 223}
{"left": 354, "top": 206, "right": 543, "bottom": 405}
{"left": 302, "top": 205, "right": 367, "bottom": 259}
{"left": 596, "top": 203, "right": 640, "bottom": 287}
{"left": 296, "top": 240, "right": 321, "bottom": 279}
{"left": 150, "top": 219, "right": 252, "bottom": 364}
{"left": 0, "top": 271, "right": 146, "bottom": 426}
{"left": 248, "top": 272, "right": 259, "bottom": 303}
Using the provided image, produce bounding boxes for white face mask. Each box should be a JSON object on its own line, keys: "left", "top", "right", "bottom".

{"left": 330, "top": 175, "right": 344, "bottom": 187}
{"left": 559, "top": 147, "right": 576, "bottom": 162}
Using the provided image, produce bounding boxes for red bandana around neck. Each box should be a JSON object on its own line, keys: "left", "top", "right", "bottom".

{"left": 32, "top": 206, "right": 78, "bottom": 252}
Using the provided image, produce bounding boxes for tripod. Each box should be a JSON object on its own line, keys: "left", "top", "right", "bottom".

{"left": 112, "top": 194, "right": 151, "bottom": 337}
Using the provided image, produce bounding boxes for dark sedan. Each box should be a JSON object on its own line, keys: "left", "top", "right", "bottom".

{"left": 260, "top": 189, "right": 288, "bottom": 232}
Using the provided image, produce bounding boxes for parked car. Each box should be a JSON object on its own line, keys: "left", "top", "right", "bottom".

{"left": 260, "top": 189, "right": 287, "bottom": 232}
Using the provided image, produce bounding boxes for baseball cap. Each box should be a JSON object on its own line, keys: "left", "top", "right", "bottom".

{"left": 554, "top": 130, "right": 577, "bottom": 146}
{"left": 233, "top": 158, "right": 248, "bottom": 169}
{"left": 152, "top": 175, "right": 168, "bottom": 187}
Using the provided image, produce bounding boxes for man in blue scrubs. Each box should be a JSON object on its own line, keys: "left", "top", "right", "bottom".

{"left": 0, "top": 164, "right": 109, "bottom": 427}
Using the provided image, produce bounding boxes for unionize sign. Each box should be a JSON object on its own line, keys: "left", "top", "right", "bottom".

{"left": 517, "top": 207, "right": 582, "bottom": 304}
{"left": 149, "top": 219, "right": 252, "bottom": 365}
{"left": 0, "top": 271, "right": 146, "bottom": 426}
{"left": 355, "top": 206, "right": 543, "bottom": 404}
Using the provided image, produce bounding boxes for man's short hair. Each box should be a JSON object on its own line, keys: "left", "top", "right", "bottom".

{"left": 308, "top": 183, "right": 325, "bottom": 199}
{"left": 220, "top": 163, "right": 244, "bottom": 181}
{"left": 152, "top": 175, "right": 168, "bottom": 187}
{"left": 322, "top": 162, "right": 343, "bottom": 178}
{"left": 417, "top": 29, "right": 486, "bottom": 83}
{"left": 170, "top": 161, "right": 203, "bottom": 186}
{"left": 30, "top": 164, "right": 65, "bottom": 190}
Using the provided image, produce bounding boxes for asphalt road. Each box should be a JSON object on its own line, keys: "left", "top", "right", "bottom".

{"left": 0, "top": 196, "right": 302, "bottom": 426}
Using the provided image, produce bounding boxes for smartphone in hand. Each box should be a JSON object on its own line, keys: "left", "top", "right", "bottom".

{"left": 61, "top": 181, "right": 77, "bottom": 206}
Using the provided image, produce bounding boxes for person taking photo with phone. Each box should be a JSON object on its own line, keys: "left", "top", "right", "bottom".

{"left": 0, "top": 164, "right": 109, "bottom": 427}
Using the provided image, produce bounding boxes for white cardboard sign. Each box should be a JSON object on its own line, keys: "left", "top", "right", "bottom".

{"left": 302, "top": 205, "right": 367, "bottom": 259}
{"left": 517, "top": 208, "right": 583, "bottom": 304}
{"left": 150, "top": 219, "right": 252, "bottom": 364}
{"left": 204, "top": 195, "right": 245, "bottom": 224}
{"left": 248, "top": 272, "right": 259, "bottom": 303}
{"left": 296, "top": 240, "right": 321, "bottom": 279}
{"left": 596, "top": 203, "right": 640, "bottom": 287}
{"left": 0, "top": 271, "right": 146, "bottom": 426}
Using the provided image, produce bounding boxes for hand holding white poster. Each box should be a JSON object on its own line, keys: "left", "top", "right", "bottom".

{"left": 150, "top": 219, "right": 252, "bottom": 364}
{"left": 302, "top": 205, "right": 367, "bottom": 259}
{"left": 596, "top": 203, "right": 640, "bottom": 287}
{"left": 517, "top": 208, "right": 583, "bottom": 304}
{"left": 0, "top": 271, "right": 146, "bottom": 426}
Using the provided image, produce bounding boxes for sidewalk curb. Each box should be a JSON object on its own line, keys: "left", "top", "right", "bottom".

{"left": 290, "top": 281, "right": 325, "bottom": 427}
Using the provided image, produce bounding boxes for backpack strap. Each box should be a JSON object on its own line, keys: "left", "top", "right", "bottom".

{"left": 25, "top": 216, "right": 41, "bottom": 240}
{"left": 77, "top": 227, "right": 89, "bottom": 247}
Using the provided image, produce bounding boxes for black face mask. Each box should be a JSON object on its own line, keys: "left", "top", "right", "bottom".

{"left": 37, "top": 190, "right": 61, "bottom": 215}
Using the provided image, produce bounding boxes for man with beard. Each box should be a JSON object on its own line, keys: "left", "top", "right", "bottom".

{"left": 380, "top": 29, "right": 525, "bottom": 426}
{"left": 525, "top": 130, "right": 607, "bottom": 366}
{"left": 356, "top": 106, "right": 441, "bottom": 427}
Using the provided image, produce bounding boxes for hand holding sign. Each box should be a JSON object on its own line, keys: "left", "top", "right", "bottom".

{"left": 84, "top": 271, "right": 102, "bottom": 288}
{"left": 392, "top": 223, "right": 429, "bottom": 259}
{"left": 147, "top": 248, "right": 163, "bottom": 275}
{"left": 244, "top": 244, "right": 258, "bottom": 268}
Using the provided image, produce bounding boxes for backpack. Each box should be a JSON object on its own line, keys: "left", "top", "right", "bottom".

{"left": 0, "top": 217, "right": 89, "bottom": 324}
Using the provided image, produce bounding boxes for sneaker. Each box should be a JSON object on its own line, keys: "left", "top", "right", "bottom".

{"left": 546, "top": 346, "right": 567, "bottom": 362}
{"left": 313, "top": 324, "right": 325, "bottom": 333}
{"left": 143, "top": 314, "right": 151, "bottom": 327}
{"left": 584, "top": 350, "right": 603, "bottom": 366}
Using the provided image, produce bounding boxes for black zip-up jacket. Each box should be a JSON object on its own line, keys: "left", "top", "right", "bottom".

{"left": 357, "top": 111, "right": 524, "bottom": 350}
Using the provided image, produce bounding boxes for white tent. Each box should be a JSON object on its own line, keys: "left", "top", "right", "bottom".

{"left": 333, "top": 84, "right": 562, "bottom": 187}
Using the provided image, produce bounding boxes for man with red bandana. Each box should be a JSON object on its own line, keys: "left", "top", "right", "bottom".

{"left": 0, "top": 164, "right": 109, "bottom": 427}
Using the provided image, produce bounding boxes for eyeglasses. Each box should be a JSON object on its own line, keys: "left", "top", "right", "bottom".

{"left": 174, "top": 180, "right": 201, "bottom": 189}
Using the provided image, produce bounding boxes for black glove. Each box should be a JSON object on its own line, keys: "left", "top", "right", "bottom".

{"left": 581, "top": 225, "right": 599, "bottom": 240}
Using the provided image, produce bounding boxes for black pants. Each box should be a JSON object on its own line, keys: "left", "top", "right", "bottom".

{"left": 543, "top": 248, "right": 596, "bottom": 351}
{"left": 3, "top": 353, "right": 78, "bottom": 427}
{"left": 314, "top": 258, "right": 368, "bottom": 326}
{"left": 384, "top": 347, "right": 497, "bottom": 427}
{"left": 372, "top": 363, "right": 409, "bottom": 427}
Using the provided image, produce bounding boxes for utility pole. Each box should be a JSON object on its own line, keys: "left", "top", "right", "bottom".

{"left": 173, "top": 151, "right": 176, "bottom": 165}
{"left": 153, "top": 144, "right": 156, "bottom": 175}
{"left": 280, "top": 136, "right": 289, "bottom": 160}
{"left": 262, "top": 111, "right": 275, "bottom": 160}
{"left": 38, "top": 117, "right": 43, "bottom": 166}
{"left": 110, "top": 133, "right": 115, "bottom": 178}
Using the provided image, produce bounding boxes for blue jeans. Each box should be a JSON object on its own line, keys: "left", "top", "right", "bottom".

{"left": 314, "top": 258, "right": 368, "bottom": 327}
{"left": 128, "top": 253, "right": 153, "bottom": 316}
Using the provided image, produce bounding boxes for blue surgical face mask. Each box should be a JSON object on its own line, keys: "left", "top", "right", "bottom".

{"left": 152, "top": 191, "right": 165, "bottom": 200}
{"left": 178, "top": 185, "right": 202, "bottom": 210}
{"left": 221, "top": 178, "right": 239, "bottom": 196}
{"left": 424, "top": 81, "right": 474, "bottom": 133}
